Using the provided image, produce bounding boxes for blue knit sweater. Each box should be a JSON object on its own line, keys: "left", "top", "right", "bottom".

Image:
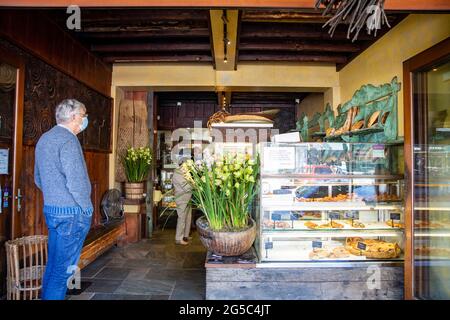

{"left": 34, "top": 125, "right": 93, "bottom": 216}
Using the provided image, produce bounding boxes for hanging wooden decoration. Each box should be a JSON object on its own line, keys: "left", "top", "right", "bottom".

{"left": 315, "top": 0, "right": 391, "bottom": 42}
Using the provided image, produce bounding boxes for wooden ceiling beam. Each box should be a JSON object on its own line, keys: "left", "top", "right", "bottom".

{"left": 78, "top": 20, "right": 208, "bottom": 33}
{"left": 78, "top": 29, "right": 210, "bottom": 39}
{"left": 240, "top": 41, "right": 360, "bottom": 52}
{"left": 242, "top": 10, "right": 331, "bottom": 23}
{"left": 239, "top": 53, "right": 347, "bottom": 63}
{"left": 102, "top": 54, "right": 212, "bottom": 63}
{"left": 240, "top": 23, "right": 376, "bottom": 41}
{"left": 65, "top": 9, "right": 210, "bottom": 23}
{"left": 2, "top": 1, "right": 450, "bottom": 11}
{"left": 209, "top": 9, "right": 239, "bottom": 70}
{"left": 91, "top": 42, "right": 211, "bottom": 52}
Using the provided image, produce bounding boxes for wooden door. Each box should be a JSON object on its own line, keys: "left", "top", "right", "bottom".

{"left": 0, "top": 47, "right": 24, "bottom": 297}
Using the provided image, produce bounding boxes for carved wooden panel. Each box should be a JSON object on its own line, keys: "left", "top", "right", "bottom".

{"left": 0, "top": 87, "right": 14, "bottom": 141}
{"left": 115, "top": 92, "right": 149, "bottom": 183}
{"left": 0, "top": 38, "right": 112, "bottom": 152}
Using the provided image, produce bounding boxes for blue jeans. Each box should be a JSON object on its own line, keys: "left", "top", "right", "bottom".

{"left": 41, "top": 210, "right": 92, "bottom": 300}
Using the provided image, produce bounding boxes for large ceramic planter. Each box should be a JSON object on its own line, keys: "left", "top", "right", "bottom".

{"left": 124, "top": 182, "right": 145, "bottom": 199}
{"left": 195, "top": 216, "right": 256, "bottom": 256}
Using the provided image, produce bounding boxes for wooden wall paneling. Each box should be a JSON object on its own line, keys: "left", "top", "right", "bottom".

{"left": 158, "top": 106, "right": 175, "bottom": 130}
{"left": 0, "top": 10, "right": 112, "bottom": 97}
{"left": 20, "top": 150, "right": 110, "bottom": 236}
{"left": 0, "top": 39, "right": 112, "bottom": 152}
{"left": 85, "top": 151, "right": 110, "bottom": 229}
{"left": 21, "top": 145, "right": 32, "bottom": 236}
{"left": 0, "top": 40, "right": 112, "bottom": 238}
{"left": 157, "top": 101, "right": 295, "bottom": 132}
{"left": 229, "top": 104, "right": 296, "bottom": 133}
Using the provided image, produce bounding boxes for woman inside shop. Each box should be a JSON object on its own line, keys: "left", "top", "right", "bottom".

{"left": 173, "top": 156, "right": 193, "bottom": 245}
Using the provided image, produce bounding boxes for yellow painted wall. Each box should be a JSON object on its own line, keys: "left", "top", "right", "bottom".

{"left": 112, "top": 63, "right": 216, "bottom": 90}
{"left": 112, "top": 62, "right": 339, "bottom": 91}
{"left": 298, "top": 93, "right": 324, "bottom": 119}
{"left": 339, "top": 14, "right": 450, "bottom": 136}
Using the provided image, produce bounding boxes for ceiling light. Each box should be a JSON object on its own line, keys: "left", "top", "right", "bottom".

{"left": 224, "top": 57, "right": 228, "bottom": 63}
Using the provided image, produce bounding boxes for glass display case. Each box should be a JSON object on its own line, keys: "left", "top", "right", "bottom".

{"left": 256, "top": 142, "right": 405, "bottom": 262}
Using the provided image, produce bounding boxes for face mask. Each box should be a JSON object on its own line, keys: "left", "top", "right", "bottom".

{"left": 79, "top": 116, "right": 88, "bottom": 132}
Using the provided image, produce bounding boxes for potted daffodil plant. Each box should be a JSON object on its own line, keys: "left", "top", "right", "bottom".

{"left": 123, "top": 146, "right": 152, "bottom": 199}
{"left": 180, "top": 153, "right": 259, "bottom": 256}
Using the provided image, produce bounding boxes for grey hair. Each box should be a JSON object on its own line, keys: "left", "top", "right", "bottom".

{"left": 55, "top": 99, "right": 86, "bottom": 124}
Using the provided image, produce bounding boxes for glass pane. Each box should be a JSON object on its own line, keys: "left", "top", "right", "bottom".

{"left": 413, "top": 59, "right": 450, "bottom": 299}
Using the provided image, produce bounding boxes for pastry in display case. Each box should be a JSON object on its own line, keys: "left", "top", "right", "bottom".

{"left": 256, "top": 142, "right": 405, "bottom": 262}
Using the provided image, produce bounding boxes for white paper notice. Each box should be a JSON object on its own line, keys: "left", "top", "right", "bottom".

{"left": 0, "top": 149, "right": 9, "bottom": 174}
{"left": 263, "top": 147, "right": 295, "bottom": 170}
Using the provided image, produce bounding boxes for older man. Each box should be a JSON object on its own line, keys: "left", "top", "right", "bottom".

{"left": 34, "top": 99, "right": 93, "bottom": 300}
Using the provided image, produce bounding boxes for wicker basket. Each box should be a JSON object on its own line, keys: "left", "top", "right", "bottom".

{"left": 5, "top": 235, "right": 48, "bottom": 300}
{"left": 196, "top": 216, "right": 256, "bottom": 256}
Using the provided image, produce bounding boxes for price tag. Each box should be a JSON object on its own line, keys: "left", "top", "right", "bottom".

{"left": 312, "top": 241, "right": 322, "bottom": 249}
{"left": 390, "top": 213, "right": 401, "bottom": 221}
{"left": 272, "top": 213, "right": 282, "bottom": 221}
{"left": 329, "top": 212, "right": 340, "bottom": 220}
{"left": 344, "top": 211, "right": 359, "bottom": 220}
{"left": 265, "top": 242, "right": 273, "bottom": 250}
{"left": 357, "top": 242, "right": 367, "bottom": 251}
{"left": 290, "top": 213, "right": 301, "bottom": 220}
{"left": 373, "top": 144, "right": 385, "bottom": 158}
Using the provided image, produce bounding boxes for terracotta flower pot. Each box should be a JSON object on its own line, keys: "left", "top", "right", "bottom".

{"left": 124, "top": 182, "right": 145, "bottom": 199}
{"left": 195, "top": 216, "right": 256, "bottom": 256}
